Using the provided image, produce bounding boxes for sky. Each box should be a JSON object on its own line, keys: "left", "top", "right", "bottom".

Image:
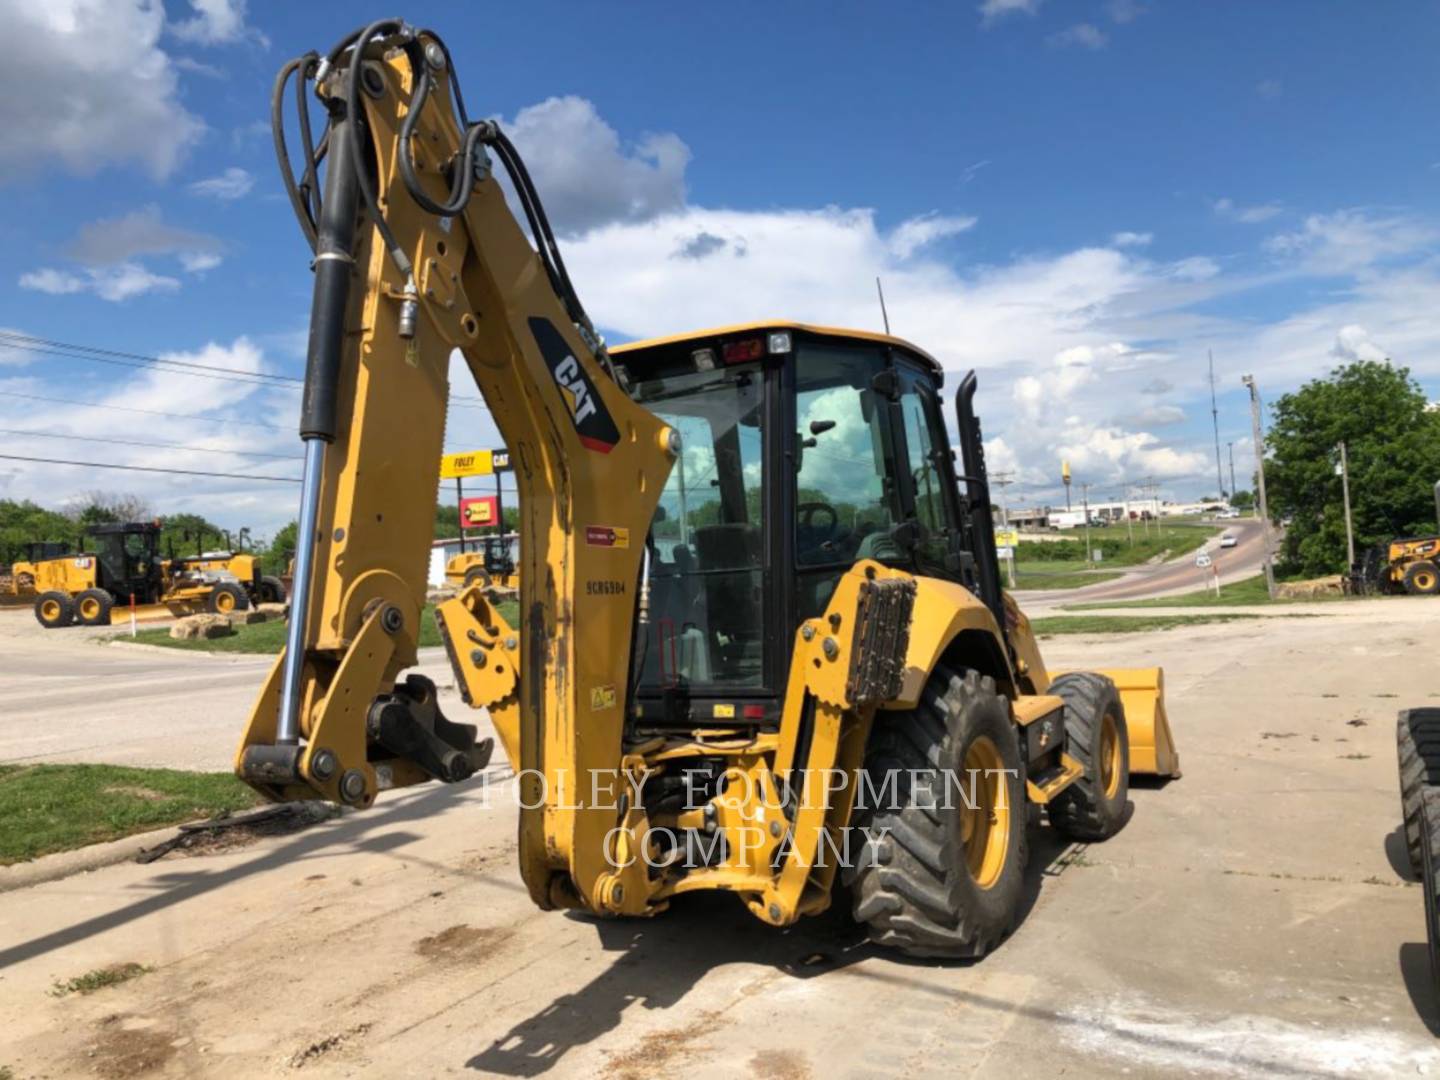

{"left": 0, "top": 0, "right": 1437, "bottom": 539}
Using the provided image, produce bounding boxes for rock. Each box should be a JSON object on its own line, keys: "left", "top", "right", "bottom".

{"left": 1275, "top": 575, "right": 1345, "bottom": 600}
{"left": 426, "top": 587, "right": 459, "bottom": 605}
{"left": 170, "top": 614, "right": 234, "bottom": 640}
{"left": 257, "top": 602, "right": 288, "bottom": 619}
{"left": 235, "top": 610, "right": 268, "bottom": 625}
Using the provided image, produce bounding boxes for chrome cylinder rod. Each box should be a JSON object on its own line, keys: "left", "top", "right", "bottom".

{"left": 275, "top": 437, "right": 326, "bottom": 744}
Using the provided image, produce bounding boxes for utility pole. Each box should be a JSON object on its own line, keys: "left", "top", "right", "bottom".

{"left": 992, "top": 471, "right": 1016, "bottom": 586}
{"left": 1081, "top": 482, "right": 1093, "bottom": 564}
{"left": 1124, "top": 484, "right": 1135, "bottom": 545}
{"left": 1242, "top": 374, "right": 1277, "bottom": 598}
{"left": 1209, "top": 350, "right": 1225, "bottom": 498}
{"left": 1227, "top": 441, "right": 1237, "bottom": 506}
{"left": 1338, "top": 440, "right": 1355, "bottom": 569}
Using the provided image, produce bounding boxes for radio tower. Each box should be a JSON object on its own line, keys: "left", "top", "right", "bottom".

{"left": 1209, "top": 350, "right": 1225, "bottom": 499}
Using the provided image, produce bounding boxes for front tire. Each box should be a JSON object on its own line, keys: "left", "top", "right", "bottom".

{"left": 75, "top": 589, "right": 113, "bottom": 627}
{"left": 207, "top": 582, "right": 248, "bottom": 614}
{"left": 1399, "top": 710, "right": 1440, "bottom": 876}
{"left": 463, "top": 565, "right": 492, "bottom": 589}
{"left": 1048, "top": 672, "right": 1131, "bottom": 841}
{"left": 35, "top": 591, "right": 76, "bottom": 629}
{"left": 258, "top": 575, "right": 287, "bottom": 604}
{"left": 1404, "top": 561, "right": 1440, "bottom": 596}
{"left": 844, "top": 668, "right": 1027, "bottom": 959}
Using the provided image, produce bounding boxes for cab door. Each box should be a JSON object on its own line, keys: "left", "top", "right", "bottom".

{"left": 892, "top": 362, "right": 969, "bottom": 584}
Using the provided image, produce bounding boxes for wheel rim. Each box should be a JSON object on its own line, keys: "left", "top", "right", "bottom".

{"left": 215, "top": 592, "right": 235, "bottom": 613}
{"left": 1420, "top": 572, "right": 1436, "bottom": 591}
{"left": 960, "top": 736, "right": 1010, "bottom": 890}
{"left": 1100, "top": 712, "right": 1122, "bottom": 799}
{"left": 40, "top": 599, "right": 60, "bottom": 622}
{"left": 79, "top": 598, "right": 99, "bottom": 621}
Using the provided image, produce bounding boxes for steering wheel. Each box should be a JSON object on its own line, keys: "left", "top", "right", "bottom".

{"left": 798, "top": 502, "right": 839, "bottom": 541}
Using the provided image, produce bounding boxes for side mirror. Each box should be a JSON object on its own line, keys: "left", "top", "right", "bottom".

{"left": 809, "top": 419, "right": 836, "bottom": 437}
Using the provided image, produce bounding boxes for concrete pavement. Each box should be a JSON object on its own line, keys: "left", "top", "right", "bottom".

{"left": 1, "top": 597, "right": 1438, "bottom": 1076}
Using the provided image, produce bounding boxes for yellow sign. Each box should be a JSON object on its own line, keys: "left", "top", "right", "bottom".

{"left": 995, "top": 529, "right": 1020, "bottom": 548}
{"left": 590, "top": 684, "right": 618, "bottom": 712}
{"left": 440, "top": 449, "right": 494, "bottom": 479}
{"left": 1061, "top": 460, "right": 1071, "bottom": 484}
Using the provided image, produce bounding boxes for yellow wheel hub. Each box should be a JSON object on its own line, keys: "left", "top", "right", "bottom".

{"left": 1419, "top": 572, "right": 1436, "bottom": 591}
{"left": 215, "top": 593, "right": 235, "bottom": 612}
{"left": 1100, "top": 712, "right": 1122, "bottom": 799}
{"left": 961, "top": 735, "right": 1010, "bottom": 890}
{"left": 79, "top": 598, "right": 99, "bottom": 621}
{"left": 40, "top": 600, "right": 60, "bottom": 622}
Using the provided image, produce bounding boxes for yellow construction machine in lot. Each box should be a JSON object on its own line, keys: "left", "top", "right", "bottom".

{"left": 14, "top": 522, "right": 250, "bottom": 628}
{"left": 235, "top": 18, "right": 1179, "bottom": 958}
{"left": 444, "top": 533, "right": 519, "bottom": 590}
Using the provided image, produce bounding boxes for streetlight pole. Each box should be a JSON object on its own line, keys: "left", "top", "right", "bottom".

{"left": 1338, "top": 440, "right": 1355, "bottom": 569}
{"left": 1242, "top": 374, "right": 1277, "bottom": 599}
{"left": 1227, "top": 441, "right": 1237, "bottom": 507}
{"left": 1081, "top": 482, "right": 1093, "bottom": 564}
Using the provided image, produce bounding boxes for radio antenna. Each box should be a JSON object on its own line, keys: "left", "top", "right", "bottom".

{"left": 876, "top": 276, "right": 891, "bottom": 334}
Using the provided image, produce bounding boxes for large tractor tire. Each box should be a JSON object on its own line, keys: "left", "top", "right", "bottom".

{"left": 1419, "top": 787, "right": 1440, "bottom": 990}
{"left": 207, "top": 582, "right": 249, "bottom": 615}
{"left": 258, "top": 575, "right": 287, "bottom": 604}
{"left": 463, "top": 565, "right": 492, "bottom": 589}
{"left": 75, "top": 589, "right": 114, "bottom": 627}
{"left": 1398, "top": 709, "right": 1440, "bottom": 876}
{"left": 844, "top": 668, "right": 1027, "bottom": 959}
{"left": 34, "top": 591, "right": 76, "bottom": 629}
{"left": 1048, "top": 672, "right": 1131, "bottom": 842}
{"left": 1404, "top": 561, "right": 1440, "bottom": 596}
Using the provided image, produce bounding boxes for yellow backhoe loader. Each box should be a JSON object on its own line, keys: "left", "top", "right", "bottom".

{"left": 236, "top": 19, "right": 1180, "bottom": 957}
{"left": 444, "top": 533, "right": 519, "bottom": 590}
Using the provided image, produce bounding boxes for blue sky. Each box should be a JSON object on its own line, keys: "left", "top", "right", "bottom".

{"left": 1, "top": 0, "right": 1437, "bottom": 536}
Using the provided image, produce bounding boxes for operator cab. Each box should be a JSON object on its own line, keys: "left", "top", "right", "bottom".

{"left": 612, "top": 323, "right": 1001, "bottom": 730}
{"left": 87, "top": 522, "right": 164, "bottom": 603}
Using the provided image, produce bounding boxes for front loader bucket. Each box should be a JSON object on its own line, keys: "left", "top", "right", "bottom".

{"left": 1093, "top": 667, "right": 1181, "bottom": 778}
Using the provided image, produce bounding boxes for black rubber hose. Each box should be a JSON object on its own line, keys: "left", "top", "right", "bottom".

{"left": 271, "top": 55, "right": 318, "bottom": 251}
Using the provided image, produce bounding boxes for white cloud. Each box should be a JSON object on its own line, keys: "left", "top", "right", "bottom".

{"left": 0, "top": 0, "right": 204, "bottom": 181}
{"left": 1213, "top": 198, "right": 1283, "bottom": 224}
{"left": 1114, "top": 404, "right": 1186, "bottom": 428}
{"left": 980, "top": 0, "right": 1040, "bottom": 21}
{"left": 1107, "top": 0, "right": 1144, "bottom": 23}
{"left": 1264, "top": 209, "right": 1437, "bottom": 274}
{"left": 1329, "top": 324, "right": 1389, "bottom": 364}
{"left": 168, "top": 0, "right": 265, "bottom": 47}
{"left": 19, "top": 263, "right": 180, "bottom": 302}
{"left": 69, "top": 205, "right": 222, "bottom": 265}
{"left": 179, "top": 252, "right": 223, "bottom": 273}
{"left": 888, "top": 213, "right": 978, "bottom": 260}
{"left": 504, "top": 96, "right": 689, "bottom": 235}
{"left": 188, "top": 167, "right": 254, "bottom": 200}
{"left": 1111, "top": 231, "right": 1153, "bottom": 248}
{"left": 1048, "top": 23, "right": 1108, "bottom": 49}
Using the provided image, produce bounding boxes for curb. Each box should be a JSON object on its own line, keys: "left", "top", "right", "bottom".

{"left": 0, "top": 824, "right": 184, "bottom": 894}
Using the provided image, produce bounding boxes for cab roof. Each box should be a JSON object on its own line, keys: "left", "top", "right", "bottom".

{"left": 610, "top": 321, "right": 943, "bottom": 377}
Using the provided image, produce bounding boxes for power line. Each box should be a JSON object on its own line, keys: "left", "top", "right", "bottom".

{"left": 0, "top": 427, "right": 301, "bottom": 461}
{"left": 0, "top": 339, "right": 299, "bottom": 391}
{"left": 0, "top": 331, "right": 301, "bottom": 386}
{"left": 4, "top": 391, "right": 291, "bottom": 431}
{"left": 0, "top": 453, "right": 300, "bottom": 483}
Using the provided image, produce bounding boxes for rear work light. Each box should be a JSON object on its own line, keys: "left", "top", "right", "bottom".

{"left": 692, "top": 347, "right": 716, "bottom": 371}
{"left": 767, "top": 331, "right": 792, "bottom": 355}
{"left": 722, "top": 338, "right": 764, "bottom": 364}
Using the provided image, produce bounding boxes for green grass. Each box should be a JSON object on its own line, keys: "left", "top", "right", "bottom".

{"left": 0, "top": 764, "right": 261, "bottom": 865}
{"left": 1029, "top": 613, "right": 1264, "bottom": 635}
{"left": 1063, "top": 574, "right": 1348, "bottom": 610}
{"left": 50, "top": 963, "right": 152, "bottom": 998}
{"left": 125, "top": 601, "right": 522, "bottom": 654}
{"left": 1010, "top": 561, "right": 1124, "bottom": 590}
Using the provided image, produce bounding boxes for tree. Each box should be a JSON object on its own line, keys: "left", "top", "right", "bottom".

{"left": 0, "top": 499, "right": 78, "bottom": 565}
{"left": 1265, "top": 360, "right": 1440, "bottom": 577}
{"left": 66, "top": 491, "right": 152, "bottom": 525}
{"left": 262, "top": 521, "right": 298, "bottom": 575}
{"left": 1230, "top": 489, "right": 1255, "bottom": 510}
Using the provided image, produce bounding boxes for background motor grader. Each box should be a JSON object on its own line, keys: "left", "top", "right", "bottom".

{"left": 236, "top": 18, "right": 1179, "bottom": 958}
{"left": 18, "top": 522, "right": 249, "bottom": 628}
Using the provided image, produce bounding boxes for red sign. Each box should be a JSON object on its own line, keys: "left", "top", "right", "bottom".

{"left": 460, "top": 495, "right": 499, "bottom": 528}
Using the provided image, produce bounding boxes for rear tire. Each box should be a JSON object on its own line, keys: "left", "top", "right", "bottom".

{"left": 844, "top": 668, "right": 1027, "bottom": 959}
{"left": 1399, "top": 710, "right": 1440, "bottom": 876}
{"left": 34, "top": 591, "right": 75, "bottom": 629}
{"left": 1404, "top": 561, "right": 1440, "bottom": 596}
{"left": 1048, "top": 672, "right": 1131, "bottom": 841}
{"left": 258, "top": 575, "right": 287, "bottom": 604}
{"left": 75, "top": 589, "right": 113, "bottom": 627}
{"left": 207, "top": 582, "right": 248, "bottom": 614}
{"left": 463, "top": 566, "right": 491, "bottom": 589}
{"left": 1420, "top": 788, "right": 1440, "bottom": 991}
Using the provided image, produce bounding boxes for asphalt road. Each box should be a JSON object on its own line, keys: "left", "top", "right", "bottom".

{"left": 1017, "top": 517, "right": 1267, "bottom": 610}
{"left": 1, "top": 598, "right": 1439, "bottom": 1076}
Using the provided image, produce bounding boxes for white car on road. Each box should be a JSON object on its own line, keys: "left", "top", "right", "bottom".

{"left": 1220, "top": 533, "right": 1238, "bottom": 548}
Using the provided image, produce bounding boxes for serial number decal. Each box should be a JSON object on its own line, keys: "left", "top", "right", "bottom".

{"left": 586, "top": 580, "right": 627, "bottom": 596}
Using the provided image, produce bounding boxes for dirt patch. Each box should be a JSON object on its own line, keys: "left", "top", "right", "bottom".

{"left": 604, "top": 1011, "right": 722, "bottom": 1080}
{"left": 85, "top": 1021, "right": 176, "bottom": 1080}
{"left": 415, "top": 924, "right": 510, "bottom": 962}
{"left": 135, "top": 803, "right": 338, "bottom": 863}
{"left": 751, "top": 1048, "right": 812, "bottom": 1079}
{"left": 288, "top": 1022, "right": 372, "bottom": 1069}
